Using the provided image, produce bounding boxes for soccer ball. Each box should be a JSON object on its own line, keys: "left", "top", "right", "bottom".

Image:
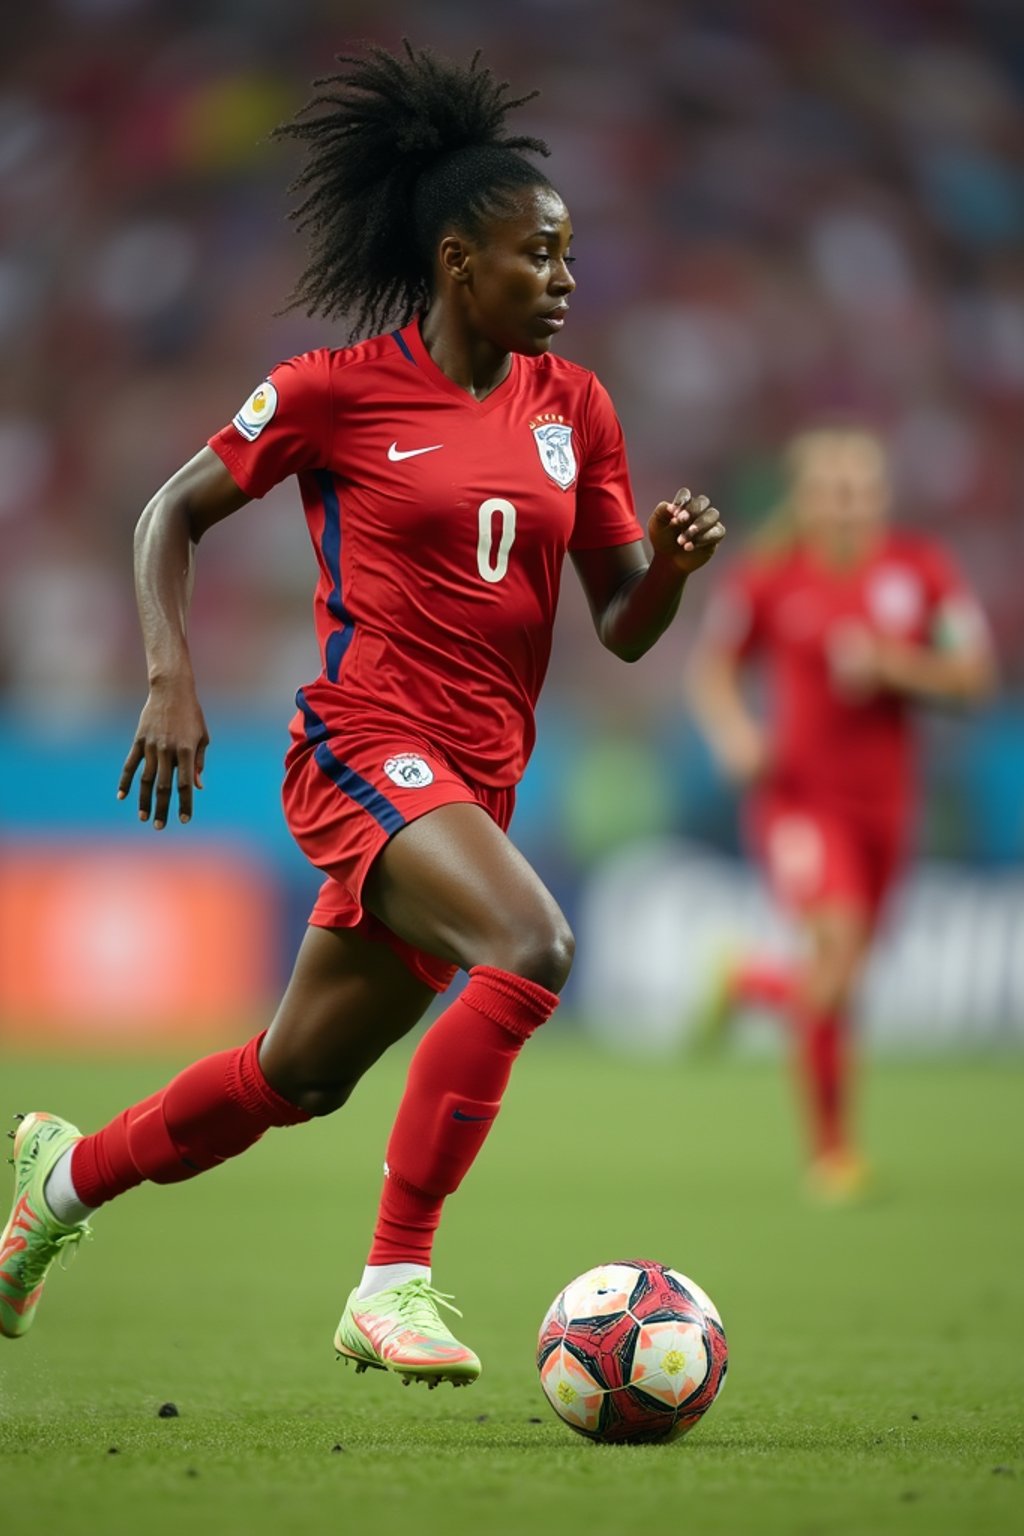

{"left": 536, "top": 1260, "right": 728, "bottom": 1444}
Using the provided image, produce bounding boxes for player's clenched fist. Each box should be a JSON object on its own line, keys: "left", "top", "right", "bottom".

{"left": 649, "top": 488, "right": 725, "bottom": 574}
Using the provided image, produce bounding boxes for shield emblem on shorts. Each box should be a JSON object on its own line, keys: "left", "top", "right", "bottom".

{"left": 532, "top": 422, "right": 577, "bottom": 490}
{"left": 383, "top": 753, "right": 434, "bottom": 788}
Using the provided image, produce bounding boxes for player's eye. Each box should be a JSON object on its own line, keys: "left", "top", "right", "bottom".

{"left": 529, "top": 249, "right": 575, "bottom": 270}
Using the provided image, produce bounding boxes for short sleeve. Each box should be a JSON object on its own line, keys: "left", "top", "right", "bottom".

{"left": 700, "top": 560, "right": 771, "bottom": 659}
{"left": 917, "top": 540, "right": 993, "bottom": 654}
{"left": 569, "top": 375, "right": 644, "bottom": 551}
{"left": 207, "top": 349, "right": 332, "bottom": 499}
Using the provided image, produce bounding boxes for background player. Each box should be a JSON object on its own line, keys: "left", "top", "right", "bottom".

{"left": 687, "top": 426, "right": 994, "bottom": 1199}
{"left": 0, "top": 44, "right": 724, "bottom": 1380}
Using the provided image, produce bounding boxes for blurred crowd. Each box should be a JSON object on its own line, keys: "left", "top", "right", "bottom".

{"left": 2, "top": 0, "right": 1023, "bottom": 724}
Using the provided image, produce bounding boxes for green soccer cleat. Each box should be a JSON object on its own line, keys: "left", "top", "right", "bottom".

{"left": 687, "top": 947, "right": 741, "bottom": 1055}
{"left": 334, "top": 1278, "right": 482, "bottom": 1389}
{"left": 0, "top": 1112, "right": 89, "bottom": 1340}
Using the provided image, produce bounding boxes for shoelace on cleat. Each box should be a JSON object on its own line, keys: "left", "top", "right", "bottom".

{"left": 18, "top": 1225, "right": 89, "bottom": 1288}
{"left": 389, "top": 1279, "right": 463, "bottom": 1334}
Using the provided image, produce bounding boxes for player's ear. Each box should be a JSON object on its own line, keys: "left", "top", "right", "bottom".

{"left": 437, "top": 232, "right": 473, "bottom": 286}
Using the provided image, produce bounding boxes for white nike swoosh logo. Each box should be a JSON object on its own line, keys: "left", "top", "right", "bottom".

{"left": 388, "top": 441, "right": 444, "bottom": 461}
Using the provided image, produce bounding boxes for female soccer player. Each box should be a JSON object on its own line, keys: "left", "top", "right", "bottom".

{"left": 1, "top": 44, "right": 724, "bottom": 1382}
{"left": 687, "top": 426, "right": 994, "bottom": 1199}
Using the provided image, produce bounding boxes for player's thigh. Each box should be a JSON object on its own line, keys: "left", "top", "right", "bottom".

{"left": 804, "top": 822, "right": 902, "bottom": 1009}
{"left": 754, "top": 799, "right": 866, "bottom": 916}
{"left": 752, "top": 798, "right": 873, "bottom": 1006}
{"left": 363, "top": 802, "right": 574, "bottom": 989}
{"left": 863, "top": 821, "right": 907, "bottom": 925}
{"left": 800, "top": 900, "right": 871, "bottom": 1010}
{"left": 259, "top": 924, "right": 436, "bottom": 1113}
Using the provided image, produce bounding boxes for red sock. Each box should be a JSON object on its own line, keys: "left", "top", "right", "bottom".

{"left": 71, "top": 1034, "right": 310, "bottom": 1208}
{"left": 732, "top": 958, "right": 796, "bottom": 1012}
{"left": 369, "top": 966, "right": 559, "bottom": 1266}
{"left": 795, "top": 1006, "right": 847, "bottom": 1158}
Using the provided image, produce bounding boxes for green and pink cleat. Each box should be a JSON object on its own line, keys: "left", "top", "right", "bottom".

{"left": 334, "top": 1279, "right": 481, "bottom": 1389}
{"left": 3, "top": 1113, "right": 482, "bottom": 1389}
{"left": 0, "top": 1112, "right": 89, "bottom": 1340}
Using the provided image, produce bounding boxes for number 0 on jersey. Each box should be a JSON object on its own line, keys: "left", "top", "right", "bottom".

{"left": 477, "top": 498, "right": 517, "bottom": 584}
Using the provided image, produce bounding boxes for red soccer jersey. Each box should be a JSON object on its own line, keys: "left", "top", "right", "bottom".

{"left": 704, "top": 532, "right": 985, "bottom": 825}
{"left": 208, "top": 319, "right": 642, "bottom": 787}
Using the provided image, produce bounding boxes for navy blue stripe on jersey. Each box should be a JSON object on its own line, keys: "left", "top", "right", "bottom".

{"left": 391, "top": 329, "right": 417, "bottom": 365}
{"left": 314, "top": 469, "right": 355, "bottom": 682}
{"left": 295, "top": 687, "right": 329, "bottom": 745}
{"left": 312, "top": 741, "right": 406, "bottom": 835}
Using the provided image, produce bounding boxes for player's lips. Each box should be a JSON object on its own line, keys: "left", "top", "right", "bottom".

{"left": 538, "top": 305, "right": 569, "bottom": 332}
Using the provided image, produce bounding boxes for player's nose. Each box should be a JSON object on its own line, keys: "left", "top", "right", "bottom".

{"left": 551, "top": 257, "right": 575, "bottom": 295}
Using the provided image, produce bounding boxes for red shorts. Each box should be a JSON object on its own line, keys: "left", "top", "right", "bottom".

{"left": 282, "top": 719, "right": 515, "bottom": 993}
{"left": 746, "top": 791, "right": 906, "bottom": 924}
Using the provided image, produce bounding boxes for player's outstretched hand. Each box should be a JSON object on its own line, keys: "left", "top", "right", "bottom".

{"left": 118, "top": 681, "right": 209, "bottom": 830}
{"left": 649, "top": 489, "right": 725, "bottom": 574}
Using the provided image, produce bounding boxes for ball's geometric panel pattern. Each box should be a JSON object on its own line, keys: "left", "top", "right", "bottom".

{"left": 537, "top": 1341, "right": 606, "bottom": 1434}
{"left": 667, "top": 1268, "right": 723, "bottom": 1328}
{"left": 537, "top": 1259, "right": 728, "bottom": 1446}
{"left": 559, "top": 1263, "right": 643, "bottom": 1322}
{"left": 629, "top": 1318, "right": 710, "bottom": 1408}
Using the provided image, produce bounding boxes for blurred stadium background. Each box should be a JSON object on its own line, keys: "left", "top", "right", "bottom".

{"left": 2, "top": 0, "right": 1023, "bottom": 1054}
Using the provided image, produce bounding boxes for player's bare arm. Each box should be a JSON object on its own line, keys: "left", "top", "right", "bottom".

{"left": 118, "top": 448, "right": 250, "bottom": 829}
{"left": 685, "top": 646, "right": 769, "bottom": 784}
{"left": 573, "top": 489, "right": 725, "bottom": 662}
{"left": 829, "top": 619, "right": 997, "bottom": 705}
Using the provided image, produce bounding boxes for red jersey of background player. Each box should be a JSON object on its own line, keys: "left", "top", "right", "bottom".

{"left": 208, "top": 318, "right": 642, "bottom": 787}
{"left": 705, "top": 533, "right": 985, "bottom": 829}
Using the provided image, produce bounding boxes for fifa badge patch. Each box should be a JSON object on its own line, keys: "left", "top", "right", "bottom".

{"left": 232, "top": 380, "right": 278, "bottom": 442}
{"left": 383, "top": 753, "right": 435, "bottom": 789}
{"left": 530, "top": 414, "right": 577, "bottom": 490}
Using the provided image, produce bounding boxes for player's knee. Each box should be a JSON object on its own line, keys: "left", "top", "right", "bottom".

{"left": 272, "top": 1078, "right": 355, "bottom": 1117}
{"left": 805, "top": 949, "right": 859, "bottom": 1014}
{"left": 805, "top": 908, "right": 868, "bottom": 1010}
{"left": 826, "top": 937, "right": 867, "bottom": 1002}
{"left": 493, "top": 916, "right": 575, "bottom": 993}
{"left": 260, "top": 1062, "right": 356, "bottom": 1124}
{"left": 806, "top": 972, "right": 849, "bottom": 1016}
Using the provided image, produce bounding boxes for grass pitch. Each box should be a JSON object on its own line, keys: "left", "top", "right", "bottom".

{"left": 0, "top": 1039, "right": 1021, "bottom": 1536}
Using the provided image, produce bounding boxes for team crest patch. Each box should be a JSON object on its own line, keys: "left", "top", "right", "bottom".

{"left": 866, "top": 565, "right": 925, "bottom": 633}
{"left": 232, "top": 380, "right": 278, "bottom": 442}
{"left": 383, "top": 753, "right": 435, "bottom": 789}
{"left": 530, "top": 413, "right": 577, "bottom": 490}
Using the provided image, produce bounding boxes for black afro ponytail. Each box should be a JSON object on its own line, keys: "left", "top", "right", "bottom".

{"left": 275, "top": 41, "right": 552, "bottom": 336}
